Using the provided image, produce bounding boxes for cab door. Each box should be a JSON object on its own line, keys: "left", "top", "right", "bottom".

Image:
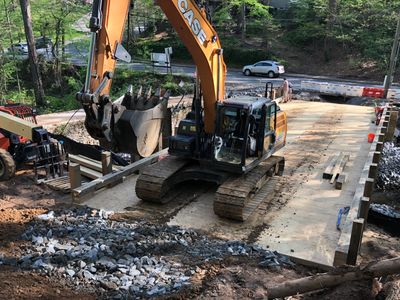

{"left": 259, "top": 102, "right": 277, "bottom": 155}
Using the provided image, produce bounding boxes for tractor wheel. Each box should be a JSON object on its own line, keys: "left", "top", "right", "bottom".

{"left": 0, "top": 149, "right": 16, "bottom": 181}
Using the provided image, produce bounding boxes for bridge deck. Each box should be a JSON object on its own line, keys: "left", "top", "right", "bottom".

{"left": 82, "top": 101, "right": 375, "bottom": 268}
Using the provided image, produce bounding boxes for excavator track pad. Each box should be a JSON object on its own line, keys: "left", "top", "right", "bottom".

{"left": 136, "top": 155, "right": 285, "bottom": 221}
{"left": 214, "top": 156, "right": 285, "bottom": 221}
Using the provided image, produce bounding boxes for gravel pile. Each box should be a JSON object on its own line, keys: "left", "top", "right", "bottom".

{"left": 0, "top": 207, "right": 293, "bottom": 299}
{"left": 377, "top": 142, "right": 400, "bottom": 192}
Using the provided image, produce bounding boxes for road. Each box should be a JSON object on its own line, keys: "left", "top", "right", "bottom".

{"left": 61, "top": 39, "right": 388, "bottom": 91}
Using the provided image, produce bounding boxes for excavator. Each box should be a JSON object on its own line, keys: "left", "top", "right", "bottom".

{"left": 77, "top": 0, "right": 288, "bottom": 221}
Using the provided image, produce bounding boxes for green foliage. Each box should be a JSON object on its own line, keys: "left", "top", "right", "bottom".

{"left": 214, "top": 0, "right": 271, "bottom": 28}
{"left": 282, "top": 0, "right": 400, "bottom": 68}
{"left": 111, "top": 68, "right": 193, "bottom": 97}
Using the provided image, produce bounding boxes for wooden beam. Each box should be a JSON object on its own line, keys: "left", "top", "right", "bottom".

{"left": 358, "top": 197, "right": 370, "bottom": 221}
{"left": 72, "top": 149, "right": 168, "bottom": 201}
{"left": 69, "top": 163, "right": 81, "bottom": 189}
{"left": 386, "top": 111, "right": 399, "bottom": 142}
{"left": 373, "top": 151, "right": 381, "bottom": 164}
{"left": 267, "top": 257, "right": 400, "bottom": 299}
{"left": 323, "top": 153, "right": 341, "bottom": 179}
{"left": 330, "top": 154, "right": 349, "bottom": 184}
{"left": 80, "top": 165, "right": 102, "bottom": 180}
{"left": 376, "top": 142, "right": 384, "bottom": 152}
{"left": 69, "top": 154, "right": 103, "bottom": 172}
{"left": 346, "top": 218, "right": 364, "bottom": 265}
{"left": 101, "top": 151, "right": 112, "bottom": 175}
{"left": 368, "top": 163, "right": 378, "bottom": 179}
{"left": 335, "top": 173, "right": 347, "bottom": 190}
{"left": 363, "top": 178, "right": 375, "bottom": 198}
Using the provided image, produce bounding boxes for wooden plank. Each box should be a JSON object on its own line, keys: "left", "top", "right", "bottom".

{"left": 335, "top": 173, "right": 347, "bottom": 190}
{"left": 70, "top": 154, "right": 121, "bottom": 172}
{"left": 80, "top": 165, "right": 102, "bottom": 180}
{"left": 323, "top": 153, "right": 341, "bottom": 179}
{"left": 69, "top": 154, "right": 103, "bottom": 172}
{"left": 346, "top": 218, "right": 364, "bottom": 265}
{"left": 330, "top": 154, "right": 349, "bottom": 184}
{"left": 72, "top": 148, "right": 168, "bottom": 201}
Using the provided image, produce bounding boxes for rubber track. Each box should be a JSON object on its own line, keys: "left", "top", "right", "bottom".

{"left": 214, "top": 156, "right": 284, "bottom": 221}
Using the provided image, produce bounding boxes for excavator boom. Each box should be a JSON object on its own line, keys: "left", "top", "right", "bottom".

{"left": 157, "top": 0, "right": 226, "bottom": 133}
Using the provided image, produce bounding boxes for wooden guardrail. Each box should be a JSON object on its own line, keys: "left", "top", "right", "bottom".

{"left": 333, "top": 104, "right": 398, "bottom": 266}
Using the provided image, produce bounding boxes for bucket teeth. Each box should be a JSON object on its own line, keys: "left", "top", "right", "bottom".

{"left": 162, "top": 90, "right": 171, "bottom": 101}
{"left": 137, "top": 86, "right": 143, "bottom": 97}
{"left": 126, "top": 84, "right": 133, "bottom": 96}
{"left": 155, "top": 88, "right": 161, "bottom": 98}
{"left": 146, "top": 87, "right": 152, "bottom": 99}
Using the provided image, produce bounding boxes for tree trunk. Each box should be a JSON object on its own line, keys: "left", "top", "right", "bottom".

{"left": 267, "top": 257, "right": 400, "bottom": 299}
{"left": 324, "top": 0, "right": 337, "bottom": 61}
{"left": 241, "top": 2, "right": 246, "bottom": 42}
{"left": 62, "top": 27, "right": 65, "bottom": 60}
{"left": 19, "top": 0, "right": 46, "bottom": 107}
{"left": 4, "top": 0, "right": 21, "bottom": 93}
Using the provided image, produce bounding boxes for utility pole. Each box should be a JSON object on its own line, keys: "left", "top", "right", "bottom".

{"left": 384, "top": 12, "right": 400, "bottom": 99}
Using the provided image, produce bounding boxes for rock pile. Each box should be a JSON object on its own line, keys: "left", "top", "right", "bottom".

{"left": 377, "top": 142, "right": 400, "bottom": 192}
{"left": 0, "top": 207, "right": 293, "bottom": 298}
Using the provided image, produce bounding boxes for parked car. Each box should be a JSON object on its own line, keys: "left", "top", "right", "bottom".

{"left": 242, "top": 60, "right": 285, "bottom": 78}
{"left": 8, "top": 43, "right": 28, "bottom": 54}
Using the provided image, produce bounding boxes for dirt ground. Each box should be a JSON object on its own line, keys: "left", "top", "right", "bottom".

{"left": 0, "top": 180, "right": 397, "bottom": 300}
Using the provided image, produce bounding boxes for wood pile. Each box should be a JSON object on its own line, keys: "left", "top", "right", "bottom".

{"left": 323, "top": 152, "right": 350, "bottom": 190}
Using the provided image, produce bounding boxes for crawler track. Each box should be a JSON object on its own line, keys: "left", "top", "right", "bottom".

{"left": 136, "top": 155, "right": 284, "bottom": 221}
{"left": 135, "top": 156, "right": 190, "bottom": 203}
{"left": 214, "top": 156, "right": 285, "bottom": 221}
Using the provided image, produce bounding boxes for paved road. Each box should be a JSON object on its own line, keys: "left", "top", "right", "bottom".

{"left": 115, "top": 61, "right": 388, "bottom": 92}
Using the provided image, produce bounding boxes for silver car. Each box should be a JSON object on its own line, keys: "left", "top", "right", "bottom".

{"left": 9, "top": 43, "right": 29, "bottom": 54}
{"left": 243, "top": 60, "right": 285, "bottom": 78}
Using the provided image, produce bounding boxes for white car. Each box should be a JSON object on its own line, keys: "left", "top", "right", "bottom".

{"left": 9, "top": 43, "right": 28, "bottom": 54}
{"left": 242, "top": 60, "right": 285, "bottom": 78}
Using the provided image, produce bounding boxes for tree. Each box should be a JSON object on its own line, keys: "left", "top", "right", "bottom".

{"left": 324, "top": 0, "right": 337, "bottom": 61}
{"left": 19, "top": 0, "right": 45, "bottom": 106}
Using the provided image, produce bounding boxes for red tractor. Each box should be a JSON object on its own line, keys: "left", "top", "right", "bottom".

{"left": 0, "top": 102, "right": 64, "bottom": 181}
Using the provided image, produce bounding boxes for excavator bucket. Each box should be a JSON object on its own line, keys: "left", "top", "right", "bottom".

{"left": 84, "top": 86, "right": 169, "bottom": 159}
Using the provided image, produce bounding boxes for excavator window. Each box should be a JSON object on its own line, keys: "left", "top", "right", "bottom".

{"left": 215, "top": 106, "right": 247, "bottom": 165}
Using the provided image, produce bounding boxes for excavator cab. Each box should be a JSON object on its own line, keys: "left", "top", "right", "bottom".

{"left": 214, "top": 97, "right": 280, "bottom": 173}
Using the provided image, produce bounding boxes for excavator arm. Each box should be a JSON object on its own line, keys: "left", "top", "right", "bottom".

{"left": 157, "top": 0, "right": 227, "bottom": 133}
{"left": 77, "top": 0, "right": 169, "bottom": 158}
{"left": 77, "top": 0, "right": 227, "bottom": 157}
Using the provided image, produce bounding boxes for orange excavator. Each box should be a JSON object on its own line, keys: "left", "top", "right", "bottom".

{"left": 77, "top": 0, "right": 288, "bottom": 221}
